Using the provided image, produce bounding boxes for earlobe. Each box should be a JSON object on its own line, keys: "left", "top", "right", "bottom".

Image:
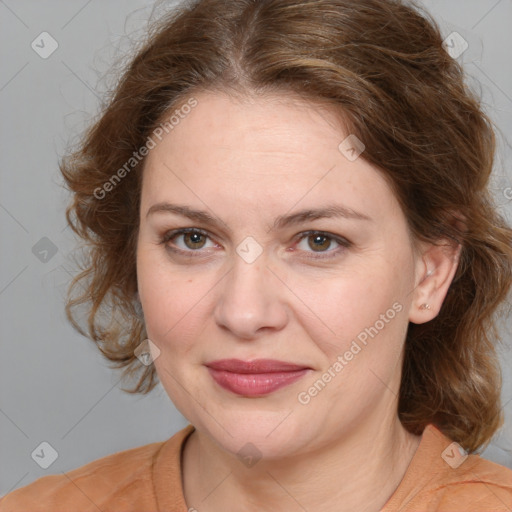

{"left": 408, "top": 240, "right": 462, "bottom": 324}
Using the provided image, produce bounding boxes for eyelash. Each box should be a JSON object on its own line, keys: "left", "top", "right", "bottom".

{"left": 159, "top": 228, "right": 351, "bottom": 261}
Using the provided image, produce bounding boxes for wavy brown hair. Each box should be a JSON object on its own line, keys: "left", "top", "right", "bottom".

{"left": 60, "top": 0, "right": 512, "bottom": 453}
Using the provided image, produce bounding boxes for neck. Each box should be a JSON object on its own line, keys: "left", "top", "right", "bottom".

{"left": 182, "top": 413, "right": 422, "bottom": 512}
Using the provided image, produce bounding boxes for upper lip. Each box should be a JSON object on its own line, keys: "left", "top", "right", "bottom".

{"left": 205, "top": 359, "right": 310, "bottom": 373}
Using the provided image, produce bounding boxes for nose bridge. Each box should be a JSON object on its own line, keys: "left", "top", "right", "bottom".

{"left": 214, "top": 247, "right": 288, "bottom": 338}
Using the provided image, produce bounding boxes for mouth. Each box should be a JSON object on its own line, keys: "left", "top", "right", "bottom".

{"left": 205, "top": 359, "right": 312, "bottom": 397}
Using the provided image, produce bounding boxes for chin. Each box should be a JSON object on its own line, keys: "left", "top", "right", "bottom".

{"left": 193, "top": 411, "right": 312, "bottom": 461}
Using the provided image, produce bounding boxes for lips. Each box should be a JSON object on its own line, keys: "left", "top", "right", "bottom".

{"left": 205, "top": 359, "right": 311, "bottom": 396}
{"left": 206, "top": 358, "right": 309, "bottom": 373}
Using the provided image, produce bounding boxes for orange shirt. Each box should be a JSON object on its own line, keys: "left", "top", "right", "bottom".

{"left": 1, "top": 423, "right": 511, "bottom": 511}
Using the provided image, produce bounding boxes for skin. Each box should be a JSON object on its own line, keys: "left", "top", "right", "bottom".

{"left": 136, "top": 90, "right": 461, "bottom": 512}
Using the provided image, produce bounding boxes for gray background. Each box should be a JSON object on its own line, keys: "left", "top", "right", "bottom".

{"left": 1, "top": 0, "right": 511, "bottom": 497}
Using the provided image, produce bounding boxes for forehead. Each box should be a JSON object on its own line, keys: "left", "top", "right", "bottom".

{"left": 140, "top": 90, "right": 401, "bottom": 228}
{"left": 155, "top": 90, "right": 348, "bottom": 158}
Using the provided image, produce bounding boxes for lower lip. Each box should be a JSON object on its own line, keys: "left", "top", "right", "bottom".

{"left": 207, "top": 367, "right": 310, "bottom": 396}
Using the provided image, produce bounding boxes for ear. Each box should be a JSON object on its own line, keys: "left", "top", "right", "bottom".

{"left": 408, "top": 236, "right": 462, "bottom": 325}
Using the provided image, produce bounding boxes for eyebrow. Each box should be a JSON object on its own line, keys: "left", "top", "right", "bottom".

{"left": 146, "top": 202, "right": 372, "bottom": 231}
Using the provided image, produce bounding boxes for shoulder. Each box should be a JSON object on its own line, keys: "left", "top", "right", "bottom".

{"left": 0, "top": 439, "right": 165, "bottom": 512}
{"left": 384, "top": 424, "right": 512, "bottom": 511}
{"left": 427, "top": 455, "right": 512, "bottom": 511}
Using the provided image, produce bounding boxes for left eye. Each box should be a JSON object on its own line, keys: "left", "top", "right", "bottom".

{"left": 294, "top": 231, "right": 349, "bottom": 258}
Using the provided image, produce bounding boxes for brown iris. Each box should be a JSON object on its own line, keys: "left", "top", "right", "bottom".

{"left": 183, "top": 232, "right": 207, "bottom": 250}
{"left": 307, "top": 234, "right": 331, "bottom": 252}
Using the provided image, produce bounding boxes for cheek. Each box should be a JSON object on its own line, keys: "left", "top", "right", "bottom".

{"left": 293, "top": 264, "right": 410, "bottom": 379}
{"left": 284, "top": 262, "right": 400, "bottom": 334}
{"left": 137, "top": 248, "right": 221, "bottom": 367}
{"left": 141, "top": 283, "right": 200, "bottom": 344}
{"left": 295, "top": 273, "right": 409, "bottom": 409}
{"left": 137, "top": 250, "right": 189, "bottom": 341}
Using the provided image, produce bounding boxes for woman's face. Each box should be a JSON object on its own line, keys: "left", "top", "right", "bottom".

{"left": 136, "top": 90, "right": 425, "bottom": 457}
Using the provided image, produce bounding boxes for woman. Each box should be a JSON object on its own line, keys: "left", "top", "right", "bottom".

{"left": 2, "top": 0, "right": 511, "bottom": 510}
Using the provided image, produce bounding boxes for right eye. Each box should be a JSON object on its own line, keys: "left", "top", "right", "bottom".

{"left": 160, "top": 228, "right": 218, "bottom": 256}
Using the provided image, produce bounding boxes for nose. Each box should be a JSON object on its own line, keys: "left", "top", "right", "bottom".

{"left": 213, "top": 254, "right": 289, "bottom": 340}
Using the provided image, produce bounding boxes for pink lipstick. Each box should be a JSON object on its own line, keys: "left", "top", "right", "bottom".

{"left": 205, "top": 359, "right": 311, "bottom": 397}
